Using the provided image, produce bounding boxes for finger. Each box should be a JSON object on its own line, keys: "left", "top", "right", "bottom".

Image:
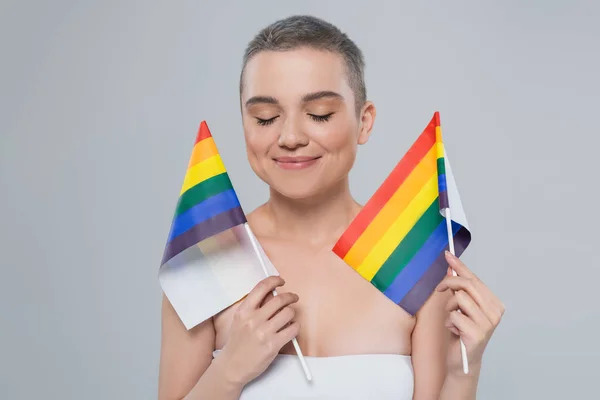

{"left": 240, "top": 275, "right": 285, "bottom": 310}
{"left": 259, "top": 291, "right": 275, "bottom": 308}
{"left": 274, "top": 321, "right": 301, "bottom": 349}
{"left": 444, "top": 252, "right": 504, "bottom": 316}
{"left": 478, "top": 287, "right": 505, "bottom": 320}
{"left": 266, "top": 306, "right": 296, "bottom": 333}
{"left": 437, "top": 276, "right": 484, "bottom": 306}
{"left": 437, "top": 276, "right": 497, "bottom": 324}
{"left": 452, "top": 290, "right": 493, "bottom": 329}
{"left": 447, "top": 326, "right": 461, "bottom": 336}
{"left": 438, "top": 273, "right": 505, "bottom": 326}
{"left": 444, "top": 314, "right": 461, "bottom": 336}
{"left": 258, "top": 292, "right": 299, "bottom": 321}
{"left": 437, "top": 276, "right": 485, "bottom": 307}
{"left": 444, "top": 251, "right": 478, "bottom": 281}
{"left": 446, "top": 291, "right": 491, "bottom": 329}
{"left": 445, "top": 292, "right": 459, "bottom": 312}
{"left": 449, "top": 310, "right": 481, "bottom": 341}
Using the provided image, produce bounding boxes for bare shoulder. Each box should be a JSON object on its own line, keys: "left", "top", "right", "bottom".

{"left": 158, "top": 293, "right": 216, "bottom": 400}
{"left": 245, "top": 203, "right": 273, "bottom": 237}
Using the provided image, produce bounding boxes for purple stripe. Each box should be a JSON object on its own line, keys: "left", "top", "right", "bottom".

{"left": 161, "top": 207, "right": 246, "bottom": 265}
{"left": 438, "top": 190, "right": 449, "bottom": 210}
{"left": 398, "top": 226, "right": 471, "bottom": 315}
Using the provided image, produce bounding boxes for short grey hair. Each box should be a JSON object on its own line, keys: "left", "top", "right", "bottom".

{"left": 239, "top": 15, "right": 367, "bottom": 115}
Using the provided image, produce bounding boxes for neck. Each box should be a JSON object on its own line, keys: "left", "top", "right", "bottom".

{"left": 263, "top": 177, "right": 361, "bottom": 246}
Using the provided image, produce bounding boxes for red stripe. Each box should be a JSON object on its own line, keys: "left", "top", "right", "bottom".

{"left": 195, "top": 121, "right": 213, "bottom": 145}
{"left": 434, "top": 111, "right": 440, "bottom": 127}
{"left": 332, "top": 116, "right": 438, "bottom": 259}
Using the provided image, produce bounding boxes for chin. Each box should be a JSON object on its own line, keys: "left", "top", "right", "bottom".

{"left": 269, "top": 180, "right": 327, "bottom": 201}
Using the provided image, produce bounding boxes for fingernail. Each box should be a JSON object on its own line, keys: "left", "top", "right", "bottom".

{"left": 445, "top": 250, "right": 455, "bottom": 259}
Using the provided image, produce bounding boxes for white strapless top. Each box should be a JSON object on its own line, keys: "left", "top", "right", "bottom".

{"left": 212, "top": 350, "right": 414, "bottom": 399}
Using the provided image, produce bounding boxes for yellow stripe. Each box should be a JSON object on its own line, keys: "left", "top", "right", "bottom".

{"left": 355, "top": 174, "right": 439, "bottom": 280}
{"left": 343, "top": 146, "right": 438, "bottom": 269}
{"left": 188, "top": 137, "right": 219, "bottom": 169}
{"left": 435, "top": 126, "right": 445, "bottom": 159}
{"left": 436, "top": 142, "right": 444, "bottom": 160}
{"left": 180, "top": 154, "right": 226, "bottom": 195}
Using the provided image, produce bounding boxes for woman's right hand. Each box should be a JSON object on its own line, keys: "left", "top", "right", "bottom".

{"left": 218, "top": 275, "right": 300, "bottom": 387}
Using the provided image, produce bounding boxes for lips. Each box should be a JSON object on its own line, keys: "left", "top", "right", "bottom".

{"left": 273, "top": 156, "right": 321, "bottom": 163}
{"left": 273, "top": 156, "right": 321, "bottom": 170}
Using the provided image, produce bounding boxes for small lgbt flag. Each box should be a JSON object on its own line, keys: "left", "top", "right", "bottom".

{"left": 159, "top": 121, "right": 278, "bottom": 330}
{"left": 332, "top": 112, "right": 471, "bottom": 315}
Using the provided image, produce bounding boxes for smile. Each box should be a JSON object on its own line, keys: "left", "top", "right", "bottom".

{"left": 273, "top": 156, "right": 322, "bottom": 170}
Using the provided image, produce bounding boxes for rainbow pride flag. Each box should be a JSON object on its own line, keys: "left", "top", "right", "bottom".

{"left": 333, "top": 112, "right": 471, "bottom": 315}
{"left": 159, "top": 121, "right": 278, "bottom": 330}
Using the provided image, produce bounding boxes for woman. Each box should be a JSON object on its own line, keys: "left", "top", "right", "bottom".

{"left": 159, "top": 15, "right": 504, "bottom": 400}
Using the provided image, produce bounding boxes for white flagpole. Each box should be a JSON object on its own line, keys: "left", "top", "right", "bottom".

{"left": 243, "top": 223, "right": 313, "bottom": 381}
{"left": 443, "top": 208, "right": 469, "bottom": 374}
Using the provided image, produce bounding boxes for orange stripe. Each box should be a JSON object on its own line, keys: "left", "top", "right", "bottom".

{"left": 343, "top": 145, "right": 438, "bottom": 268}
{"left": 188, "top": 137, "right": 219, "bottom": 169}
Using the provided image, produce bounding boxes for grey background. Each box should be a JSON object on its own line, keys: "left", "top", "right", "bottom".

{"left": 1, "top": 1, "right": 598, "bottom": 399}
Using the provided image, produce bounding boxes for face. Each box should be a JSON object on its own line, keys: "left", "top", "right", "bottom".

{"left": 240, "top": 47, "right": 375, "bottom": 200}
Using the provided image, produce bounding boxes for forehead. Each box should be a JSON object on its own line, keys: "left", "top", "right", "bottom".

{"left": 242, "top": 47, "right": 352, "bottom": 102}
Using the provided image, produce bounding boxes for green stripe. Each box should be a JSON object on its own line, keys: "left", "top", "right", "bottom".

{"left": 437, "top": 157, "right": 445, "bottom": 175}
{"left": 371, "top": 198, "right": 443, "bottom": 292}
{"left": 175, "top": 172, "right": 234, "bottom": 217}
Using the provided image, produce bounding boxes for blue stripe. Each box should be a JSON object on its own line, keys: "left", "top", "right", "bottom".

{"left": 383, "top": 219, "right": 461, "bottom": 303}
{"left": 437, "top": 173, "right": 447, "bottom": 192}
{"left": 167, "top": 189, "right": 241, "bottom": 242}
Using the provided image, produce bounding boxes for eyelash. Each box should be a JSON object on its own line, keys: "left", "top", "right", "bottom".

{"left": 310, "top": 113, "right": 333, "bottom": 123}
{"left": 256, "top": 117, "right": 277, "bottom": 126}
{"left": 255, "top": 113, "right": 334, "bottom": 126}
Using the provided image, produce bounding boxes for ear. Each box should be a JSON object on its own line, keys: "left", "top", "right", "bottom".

{"left": 357, "top": 101, "right": 376, "bottom": 145}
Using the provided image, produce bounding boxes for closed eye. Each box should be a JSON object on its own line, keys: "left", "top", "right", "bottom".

{"left": 309, "top": 113, "right": 334, "bottom": 123}
{"left": 256, "top": 116, "right": 279, "bottom": 126}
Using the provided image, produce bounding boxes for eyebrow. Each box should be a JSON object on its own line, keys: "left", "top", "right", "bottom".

{"left": 244, "top": 90, "right": 344, "bottom": 108}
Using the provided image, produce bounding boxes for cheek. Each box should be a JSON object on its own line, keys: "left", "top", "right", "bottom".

{"left": 315, "top": 123, "right": 357, "bottom": 152}
{"left": 243, "top": 128, "right": 271, "bottom": 155}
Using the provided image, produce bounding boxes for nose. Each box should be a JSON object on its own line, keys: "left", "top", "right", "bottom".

{"left": 277, "top": 117, "right": 309, "bottom": 149}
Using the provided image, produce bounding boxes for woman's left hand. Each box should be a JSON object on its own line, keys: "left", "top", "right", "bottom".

{"left": 436, "top": 251, "right": 505, "bottom": 374}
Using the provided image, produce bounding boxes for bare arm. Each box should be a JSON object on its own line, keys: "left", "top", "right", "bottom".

{"left": 158, "top": 294, "right": 243, "bottom": 400}
{"left": 158, "top": 276, "right": 301, "bottom": 400}
{"left": 411, "top": 288, "right": 454, "bottom": 400}
{"left": 412, "top": 252, "right": 505, "bottom": 400}
{"left": 411, "top": 288, "right": 481, "bottom": 400}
